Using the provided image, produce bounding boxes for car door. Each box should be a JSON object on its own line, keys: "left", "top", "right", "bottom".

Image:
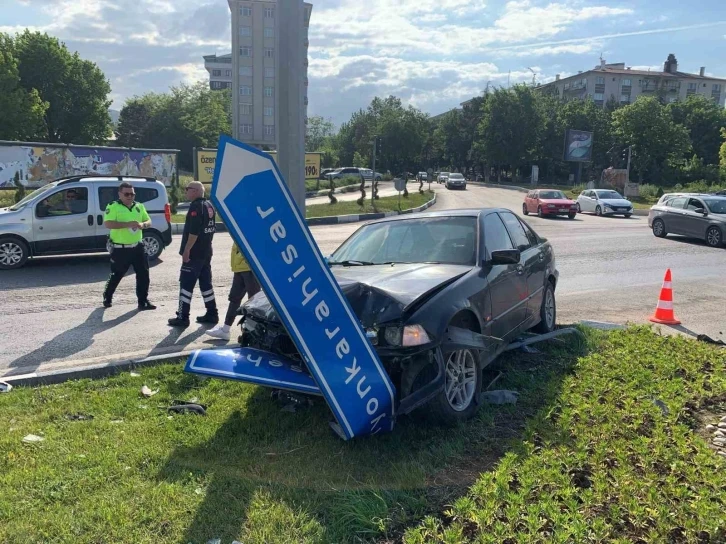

{"left": 683, "top": 197, "right": 710, "bottom": 238}
{"left": 32, "top": 185, "right": 96, "bottom": 254}
{"left": 500, "top": 212, "right": 545, "bottom": 322}
{"left": 662, "top": 196, "right": 688, "bottom": 234}
{"left": 482, "top": 213, "right": 528, "bottom": 339}
{"left": 578, "top": 191, "right": 591, "bottom": 212}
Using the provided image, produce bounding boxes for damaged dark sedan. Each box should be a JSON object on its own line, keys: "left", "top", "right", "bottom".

{"left": 239, "top": 208, "right": 558, "bottom": 423}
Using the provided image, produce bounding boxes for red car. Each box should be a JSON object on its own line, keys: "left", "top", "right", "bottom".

{"left": 523, "top": 189, "right": 577, "bottom": 219}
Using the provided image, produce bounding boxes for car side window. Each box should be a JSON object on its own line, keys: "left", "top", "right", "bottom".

{"left": 686, "top": 198, "right": 703, "bottom": 211}
{"left": 99, "top": 186, "right": 159, "bottom": 210}
{"left": 519, "top": 218, "right": 539, "bottom": 247}
{"left": 483, "top": 213, "right": 514, "bottom": 259}
{"left": 499, "top": 212, "right": 531, "bottom": 252}
{"left": 667, "top": 197, "right": 687, "bottom": 209}
{"left": 36, "top": 187, "right": 88, "bottom": 218}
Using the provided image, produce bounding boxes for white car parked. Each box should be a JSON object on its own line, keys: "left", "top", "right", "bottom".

{"left": 576, "top": 189, "right": 633, "bottom": 217}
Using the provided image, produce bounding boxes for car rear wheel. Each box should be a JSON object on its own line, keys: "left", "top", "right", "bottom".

{"left": 624, "top": 214, "right": 632, "bottom": 218}
{"left": 537, "top": 206, "right": 544, "bottom": 218}
{"left": 522, "top": 203, "right": 529, "bottom": 215}
{"left": 596, "top": 206, "right": 602, "bottom": 216}
{"left": 706, "top": 226, "right": 723, "bottom": 248}
{"left": 652, "top": 218, "right": 667, "bottom": 238}
{"left": 576, "top": 203, "right": 581, "bottom": 213}
{"left": 533, "top": 282, "right": 556, "bottom": 334}
{"left": 0, "top": 236, "right": 29, "bottom": 270}
{"left": 142, "top": 231, "right": 164, "bottom": 261}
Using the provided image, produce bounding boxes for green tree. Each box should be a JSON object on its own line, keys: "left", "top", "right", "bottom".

{"left": 305, "top": 116, "right": 335, "bottom": 152}
{"left": 433, "top": 109, "right": 469, "bottom": 172}
{"left": 667, "top": 95, "right": 726, "bottom": 166}
{"left": 558, "top": 98, "right": 615, "bottom": 176}
{"left": 612, "top": 96, "right": 691, "bottom": 183}
{"left": 719, "top": 128, "right": 726, "bottom": 168}
{"left": 13, "top": 30, "right": 112, "bottom": 144}
{"left": 115, "top": 101, "right": 153, "bottom": 147}
{"left": 475, "top": 85, "right": 543, "bottom": 182}
{"left": 0, "top": 33, "right": 47, "bottom": 140}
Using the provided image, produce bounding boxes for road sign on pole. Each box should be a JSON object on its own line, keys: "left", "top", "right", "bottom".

{"left": 208, "top": 135, "right": 396, "bottom": 439}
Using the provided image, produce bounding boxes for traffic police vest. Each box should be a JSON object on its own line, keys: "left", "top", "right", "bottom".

{"left": 105, "top": 200, "right": 150, "bottom": 245}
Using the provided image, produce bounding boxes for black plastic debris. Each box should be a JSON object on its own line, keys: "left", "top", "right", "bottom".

{"left": 167, "top": 400, "right": 207, "bottom": 416}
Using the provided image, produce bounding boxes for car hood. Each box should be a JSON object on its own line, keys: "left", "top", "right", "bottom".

{"left": 539, "top": 198, "right": 575, "bottom": 206}
{"left": 243, "top": 263, "right": 473, "bottom": 328}
{"left": 599, "top": 198, "right": 631, "bottom": 207}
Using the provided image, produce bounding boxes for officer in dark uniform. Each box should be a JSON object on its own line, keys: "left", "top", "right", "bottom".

{"left": 168, "top": 181, "right": 218, "bottom": 327}
{"left": 102, "top": 182, "right": 156, "bottom": 310}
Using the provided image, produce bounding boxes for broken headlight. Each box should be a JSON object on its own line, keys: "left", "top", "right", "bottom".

{"left": 384, "top": 325, "right": 431, "bottom": 347}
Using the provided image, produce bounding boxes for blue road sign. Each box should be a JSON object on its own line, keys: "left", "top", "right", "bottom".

{"left": 208, "top": 135, "right": 396, "bottom": 439}
{"left": 185, "top": 347, "right": 321, "bottom": 395}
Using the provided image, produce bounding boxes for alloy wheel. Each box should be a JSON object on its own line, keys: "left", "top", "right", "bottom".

{"left": 143, "top": 236, "right": 161, "bottom": 257}
{"left": 0, "top": 241, "right": 24, "bottom": 266}
{"left": 653, "top": 220, "right": 665, "bottom": 237}
{"left": 544, "top": 288, "right": 555, "bottom": 330}
{"left": 706, "top": 227, "right": 722, "bottom": 247}
{"left": 444, "top": 349, "right": 477, "bottom": 412}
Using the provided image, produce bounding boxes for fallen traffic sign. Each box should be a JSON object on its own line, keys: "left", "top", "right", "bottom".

{"left": 195, "top": 135, "right": 396, "bottom": 439}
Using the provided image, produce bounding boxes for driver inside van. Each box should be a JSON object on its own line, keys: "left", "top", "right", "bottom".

{"left": 40, "top": 189, "right": 87, "bottom": 216}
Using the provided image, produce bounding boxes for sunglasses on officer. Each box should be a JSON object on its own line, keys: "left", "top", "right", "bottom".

{"left": 121, "top": 191, "right": 135, "bottom": 197}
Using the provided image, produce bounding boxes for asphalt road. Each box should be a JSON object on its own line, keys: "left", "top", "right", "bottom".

{"left": 2, "top": 184, "right": 725, "bottom": 379}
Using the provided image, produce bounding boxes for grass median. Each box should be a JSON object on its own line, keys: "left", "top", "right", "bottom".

{"left": 171, "top": 191, "right": 434, "bottom": 223}
{"left": 1, "top": 326, "right": 723, "bottom": 543}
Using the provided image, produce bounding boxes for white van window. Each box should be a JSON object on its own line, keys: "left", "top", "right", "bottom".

{"left": 36, "top": 187, "right": 88, "bottom": 218}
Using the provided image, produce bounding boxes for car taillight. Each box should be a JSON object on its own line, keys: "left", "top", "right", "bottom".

{"left": 164, "top": 203, "right": 171, "bottom": 223}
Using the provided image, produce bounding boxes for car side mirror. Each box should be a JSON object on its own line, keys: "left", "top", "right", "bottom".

{"left": 488, "top": 249, "right": 521, "bottom": 266}
{"left": 694, "top": 208, "right": 707, "bottom": 215}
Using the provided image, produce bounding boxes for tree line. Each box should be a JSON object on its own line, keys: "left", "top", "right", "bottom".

{"left": 313, "top": 86, "right": 726, "bottom": 187}
{"left": 0, "top": 31, "right": 112, "bottom": 144}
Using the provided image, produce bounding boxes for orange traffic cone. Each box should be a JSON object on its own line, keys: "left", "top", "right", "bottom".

{"left": 649, "top": 269, "right": 681, "bottom": 325}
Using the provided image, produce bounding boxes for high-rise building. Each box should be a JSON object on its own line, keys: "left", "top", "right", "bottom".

{"left": 203, "top": 53, "right": 233, "bottom": 90}
{"left": 213, "top": 0, "right": 313, "bottom": 149}
{"left": 539, "top": 54, "right": 726, "bottom": 108}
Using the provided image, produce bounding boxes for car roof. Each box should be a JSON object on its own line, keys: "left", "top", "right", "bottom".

{"left": 362, "top": 207, "right": 512, "bottom": 226}
{"left": 55, "top": 175, "right": 162, "bottom": 186}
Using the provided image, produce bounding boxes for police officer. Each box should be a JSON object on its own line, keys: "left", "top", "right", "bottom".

{"left": 102, "top": 182, "right": 156, "bottom": 310}
{"left": 168, "top": 181, "right": 218, "bottom": 327}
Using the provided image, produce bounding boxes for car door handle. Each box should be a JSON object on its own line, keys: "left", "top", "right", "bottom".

{"left": 97, "top": 215, "right": 103, "bottom": 225}
{"left": 87, "top": 214, "right": 93, "bottom": 226}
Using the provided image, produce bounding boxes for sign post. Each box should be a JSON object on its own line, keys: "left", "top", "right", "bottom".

{"left": 427, "top": 168, "right": 433, "bottom": 192}
{"left": 207, "top": 135, "right": 396, "bottom": 439}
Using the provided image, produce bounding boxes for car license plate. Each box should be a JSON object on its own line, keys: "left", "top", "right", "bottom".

{"left": 560, "top": 208, "right": 568, "bottom": 212}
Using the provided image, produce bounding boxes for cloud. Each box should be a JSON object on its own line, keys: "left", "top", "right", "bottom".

{"left": 504, "top": 42, "right": 605, "bottom": 58}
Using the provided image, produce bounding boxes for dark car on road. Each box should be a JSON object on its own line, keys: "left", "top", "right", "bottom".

{"left": 239, "top": 209, "right": 559, "bottom": 422}
{"left": 649, "top": 194, "right": 726, "bottom": 247}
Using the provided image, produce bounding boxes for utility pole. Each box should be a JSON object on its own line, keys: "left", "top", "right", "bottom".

{"left": 370, "top": 136, "right": 380, "bottom": 205}
{"left": 276, "top": 0, "right": 306, "bottom": 212}
{"left": 624, "top": 145, "right": 632, "bottom": 195}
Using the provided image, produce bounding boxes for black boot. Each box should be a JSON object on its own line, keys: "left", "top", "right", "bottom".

{"left": 196, "top": 312, "right": 219, "bottom": 324}
{"left": 168, "top": 315, "right": 190, "bottom": 327}
{"left": 138, "top": 300, "right": 157, "bottom": 311}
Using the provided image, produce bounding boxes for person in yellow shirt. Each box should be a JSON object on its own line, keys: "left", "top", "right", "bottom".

{"left": 102, "top": 182, "right": 156, "bottom": 310}
{"left": 205, "top": 242, "right": 261, "bottom": 340}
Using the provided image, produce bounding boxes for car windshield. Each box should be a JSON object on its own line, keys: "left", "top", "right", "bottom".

{"left": 440, "top": 172, "right": 449, "bottom": 176}
{"left": 330, "top": 216, "right": 477, "bottom": 266}
{"left": 539, "top": 191, "right": 566, "bottom": 199}
{"left": 597, "top": 191, "right": 622, "bottom": 199}
{"left": 704, "top": 199, "right": 726, "bottom": 214}
{"left": 449, "top": 174, "right": 464, "bottom": 179}
{"left": 9, "top": 185, "right": 55, "bottom": 211}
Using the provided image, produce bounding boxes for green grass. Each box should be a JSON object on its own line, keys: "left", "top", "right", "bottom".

{"left": 2, "top": 327, "right": 723, "bottom": 543}
{"left": 305, "top": 190, "right": 434, "bottom": 218}
{"left": 0, "top": 190, "right": 14, "bottom": 207}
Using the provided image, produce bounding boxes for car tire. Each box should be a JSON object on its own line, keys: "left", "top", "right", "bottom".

{"left": 706, "top": 226, "right": 723, "bottom": 248}
{"left": 142, "top": 231, "right": 164, "bottom": 261}
{"left": 0, "top": 236, "right": 29, "bottom": 270}
{"left": 652, "top": 218, "right": 667, "bottom": 238}
{"left": 568, "top": 213, "right": 576, "bottom": 219}
{"left": 522, "top": 203, "right": 529, "bottom": 215}
{"left": 533, "top": 281, "right": 556, "bottom": 334}
{"left": 429, "top": 347, "right": 481, "bottom": 424}
{"left": 537, "top": 206, "right": 544, "bottom": 218}
{"left": 576, "top": 203, "right": 581, "bottom": 213}
{"left": 596, "top": 206, "right": 602, "bottom": 216}
{"left": 624, "top": 214, "right": 632, "bottom": 218}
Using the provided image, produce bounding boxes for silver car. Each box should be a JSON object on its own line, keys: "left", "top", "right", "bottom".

{"left": 649, "top": 194, "right": 726, "bottom": 248}
{"left": 0, "top": 175, "right": 173, "bottom": 270}
{"left": 576, "top": 189, "right": 633, "bottom": 217}
{"left": 446, "top": 173, "right": 467, "bottom": 190}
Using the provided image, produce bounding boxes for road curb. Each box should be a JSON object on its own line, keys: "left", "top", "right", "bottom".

{"left": 467, "top": 181, "right": 529, "bottom": 193}
{"left": 171, "top": 193, "right": 438, "bottom": 233}
{"left": 1, "top": 350, "right": 197, "bottom": 388}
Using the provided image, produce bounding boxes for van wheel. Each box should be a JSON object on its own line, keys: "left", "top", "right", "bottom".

{"left": 142, "top": 231, "right": 164, "bottom": 260}
{"left": 0, "top": 236, "right": 29, "bottom": 270}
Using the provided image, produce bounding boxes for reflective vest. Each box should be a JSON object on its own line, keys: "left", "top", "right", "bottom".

{"left": 105, "top": 200, "right": 150, "bottom": 244}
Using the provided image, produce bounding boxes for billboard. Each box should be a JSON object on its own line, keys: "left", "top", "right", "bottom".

{"left": 0, "top": 141, "right": 179, "bottom": 188}
{"left": 563, "top": 129, "right": 593, "bottom": 162}
{"left": 194, "top": 148, "right": 322, "bottom": 183}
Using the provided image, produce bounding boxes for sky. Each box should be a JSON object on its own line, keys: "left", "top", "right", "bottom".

{"left": 1, "top": 0, "right": 725, "bottom": 128}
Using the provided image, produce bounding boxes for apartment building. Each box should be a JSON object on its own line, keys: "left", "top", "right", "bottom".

{"left": 204, "top": 53, "right": 233, "bottom": 90}
{"left": 539, "top": 54, "right": 726, "bottom": 108}
{"left": 216, "top": 0, "right": 313, "bottom": 148}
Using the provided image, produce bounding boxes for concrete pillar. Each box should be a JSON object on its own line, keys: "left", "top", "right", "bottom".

{"left": 276, "top": 0, "right": 306, "bottom": 212}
